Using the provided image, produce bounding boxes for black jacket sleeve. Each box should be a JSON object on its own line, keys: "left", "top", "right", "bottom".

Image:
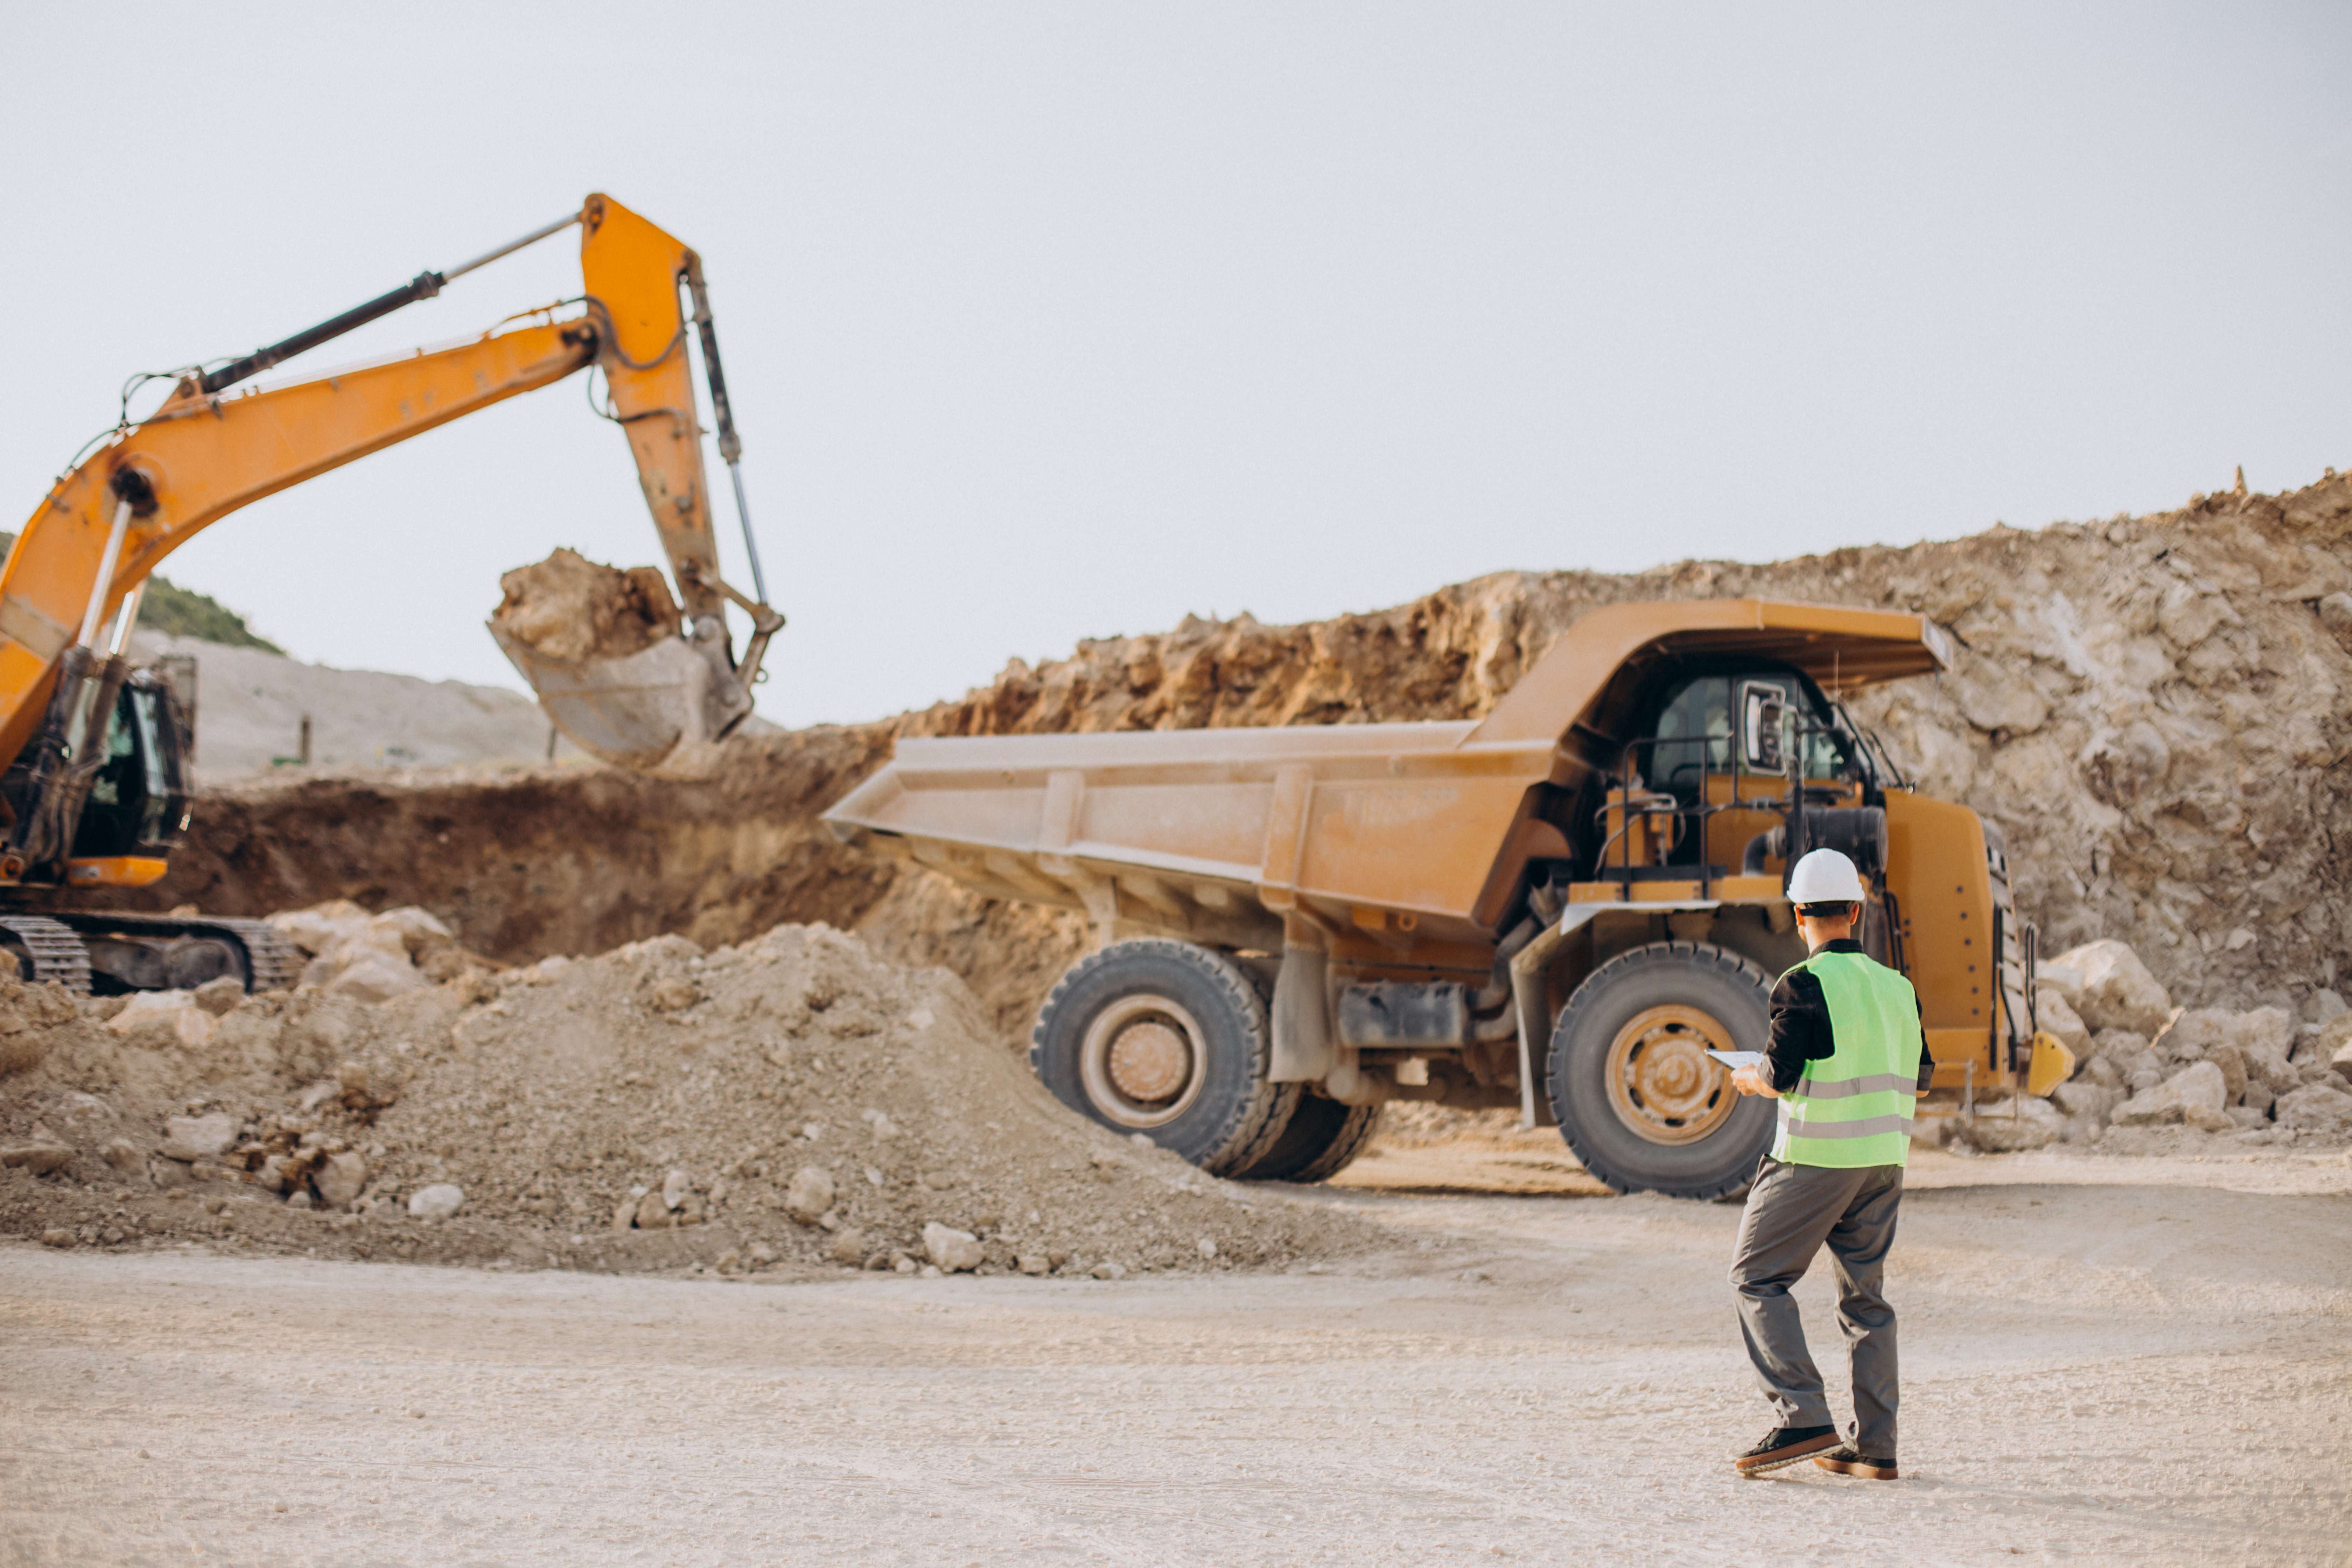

{"left": 1914, "top": 996, "right": 1934, "bottom": 1093}
{"left": 1763, "top": 969, "right": 1836, "bottom": 1093}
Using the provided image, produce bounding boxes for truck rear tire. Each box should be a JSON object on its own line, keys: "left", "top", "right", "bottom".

{"left": 1031, "top": 939, "right": 1300, "bottom": 1177}
{"left": 1546, "top": 940, "right": 1776, "bottom": 1199}
{"left": 1234, "top": 1094, "right": 1381, "bottom": 1183}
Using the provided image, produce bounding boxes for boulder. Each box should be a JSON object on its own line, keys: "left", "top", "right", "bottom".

{"left": 0, "top": 1135, "right": 75, "bottom": 1174}
{"left": 406, "top": 1183, "right": 465, "bottom": 1219}
{"left": 313, "top": 1150, "right": 367, "bottom": 1209}
{"left": 2274, "top": 1082, "right": 2352, "bottom": 1136}
{"left": 2035, "top": 960, "right": 2087, "bottom": 1013}
{"left": 2113, "top": 1061, "right": 2231, "bottom": 1131}
{"left": 2034, "top": 989, "right": 2092, "bottom": 1057}
{"left": 2239, "top": 1035, "right": 2300, "bottom": 1096}
{"left": 110, "top": 992, "right": 216, "bottom": 1050}
{"left": 2297, "top": 1013, "right": 2352, "bottom": 1065}
{"left": 662, "top": 1168, "right": 691, "bottom": 1211}
{"left": 2095, "top": 1031, "right": 2162, "bottom": 1094}
{"left": 2051, "top": 940, "right": 2172, "bottom": 1036}
{"left": 159, "top": 1112, "right": 237, "bottom": 1162}
{"left": 370, "top": 906, "right": 454, "bottom": 960}
{"left": 2201, "top": 1044, "right": 2248, "bottom": 1104}
{"left": 784, "top": 1166, "right": 836, "bottom": 1224}
{"left": 2302, "top": 988, "right": 2347, "bottom": 1028}
{"left": 922, "top": 1222, "right": 984, "bottom": 1272}
{"left": 826, "top": 1227, "right": 869, "bottom": 1265}
{"left": 2050, "top": 1080, "right": 2123, "bottom": 1127}
{"left": 267, "top": 900, "right": 372, "bottom": 956}
{"left": 1954, "top": 1096, "right": 2064, "bottom": 1152}
{"left": 192, "top": 976, "right": 246, "bottom": 1017}
{"left": 328, "top": 958, "right": 427, "bottom": 1004}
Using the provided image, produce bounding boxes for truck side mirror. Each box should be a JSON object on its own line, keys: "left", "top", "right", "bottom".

{"left": 1740, "top": 682, "right": 1787, "bottom": 774}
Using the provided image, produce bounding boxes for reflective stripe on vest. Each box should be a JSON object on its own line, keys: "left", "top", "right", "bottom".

{"left": 1769, "top": 949, "right": 1923, "bottom": 1169}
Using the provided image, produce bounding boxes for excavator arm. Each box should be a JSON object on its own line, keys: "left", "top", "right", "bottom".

{"left": 0, "top": 194, "right": 777, "bottom": 888}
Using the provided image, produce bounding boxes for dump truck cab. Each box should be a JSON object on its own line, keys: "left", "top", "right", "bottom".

{"left": 825, "top": 597, "right": 2065, "bottom": 1197}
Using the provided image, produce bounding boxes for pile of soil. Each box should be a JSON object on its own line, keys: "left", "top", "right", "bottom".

{"left": 489, "top": 548, "right": 680, "bottom": 665}
{"left": 81, "top": 472, "right": 2352, "bottom": 1037}
{"left": 0, "top": 918, "right": 1378, "bottom": 1276}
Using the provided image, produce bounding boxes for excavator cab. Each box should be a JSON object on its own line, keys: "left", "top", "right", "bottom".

{"left": 69, "top": 671, "right": 191, "bottom": 864}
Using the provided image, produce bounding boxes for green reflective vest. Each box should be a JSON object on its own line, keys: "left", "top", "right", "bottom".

{"left": 1770, "top": 948, "right": 1924, "bottom": 1169}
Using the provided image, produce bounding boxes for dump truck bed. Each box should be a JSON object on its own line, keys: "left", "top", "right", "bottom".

{"left": 822, "top": 598, "right": 1949, "bottom": 950}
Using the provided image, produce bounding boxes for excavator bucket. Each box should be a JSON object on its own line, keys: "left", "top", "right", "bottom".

{"left": 491, "top": 624, "right": 751, "bottom": 771}
{"left": 488, "top": 549, "right": 758, "bottom": 772}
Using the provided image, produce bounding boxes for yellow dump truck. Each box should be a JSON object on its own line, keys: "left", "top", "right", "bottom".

{"left": 825, "top": 598, "right": 2068, "bottom": 1196}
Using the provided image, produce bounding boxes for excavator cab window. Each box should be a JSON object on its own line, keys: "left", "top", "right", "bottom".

{"left": 71, "top": 675, "right": 191, "bottom": 860}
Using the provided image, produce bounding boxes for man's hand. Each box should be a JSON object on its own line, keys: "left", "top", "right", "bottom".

{"left": 1730, "top": 1065, "right": 1779, "bottom": 1099}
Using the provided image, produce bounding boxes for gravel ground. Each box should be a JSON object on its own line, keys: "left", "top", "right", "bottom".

{"left": 3, "top": 1147, "right": 2346, "bottom": 1566}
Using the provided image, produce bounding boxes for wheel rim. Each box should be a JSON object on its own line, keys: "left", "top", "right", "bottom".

{"left": 1079, "top": 993, "right": 1209, "bottom": 1129}
{"left": 1603, "top": 1004, "right": 1738, "bottom": 1145}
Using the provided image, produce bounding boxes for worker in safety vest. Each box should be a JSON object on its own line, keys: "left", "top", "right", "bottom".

{"left": 1724, "top": 847, "right": 1932, "bottom": 1481}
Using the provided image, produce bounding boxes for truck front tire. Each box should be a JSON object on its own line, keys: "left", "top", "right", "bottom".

{"left": 1546, "top": 940, "right": 1777, "bottom": 1199}
{"left": 1031, "top": 939, "right": 1300, "bottom": 1176}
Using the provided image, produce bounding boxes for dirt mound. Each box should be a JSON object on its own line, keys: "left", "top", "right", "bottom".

{"left": 0, "top": 915, "right": 1377, "bottom": 1276}
{"left": 82, "top": 471, "right": 2352, "bottom": 1036}
{"left": 490, "top": 548, "right": 680, "bottom": 664}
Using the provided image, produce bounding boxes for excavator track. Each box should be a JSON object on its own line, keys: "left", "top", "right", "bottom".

{"left": 0, "top": 915, "right": 94, "bottom": 993}
{"left": 50, "top": 911, "right": 306, "bottom": 994}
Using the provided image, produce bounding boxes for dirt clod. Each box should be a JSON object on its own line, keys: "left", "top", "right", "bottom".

{"left": 490, "top": 548, "right": 679, "bottom": 665}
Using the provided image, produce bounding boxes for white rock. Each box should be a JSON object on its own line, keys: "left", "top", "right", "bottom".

{"left": 662, "top": 1168, "right": 691, "bottom": 1211}
{"left": 2050, "top": 1080, "right": 2122, "bottom": 1126}
{"left": 370, "top": 906, "right": 453, "bottom": 958}
{"left": 0, "top": 1136, "right": 74, "bottom": 1174}
{"left": 2034, "top": 989, "right": 2091, "bottom": 1057}
{"left": 1090, "top": 1261, "right": 1128, "bottom": 1281}
{"left": 2051, "top": 940, "right": 2173, "bottom": 1037}
{"left": 407, "top": 1183, "right": 465, "bottom": 1219}
{"left": 2302, "top": 988, "right": 2347, "bottom": 1027}
{"left": 1016, "top": 1252, "right": 1051, "bottom": 1275}
{"left": 329, "top": 957, "right": 426, "bottom": 1004}
{"left": 2113, "top": 1061, "right": 2230, "bottom": 1130}
{"left": 2035, "top": 961, "right": 2086, "bottom": 1011}
{"left": 2276, "top": 1081, "right": 2352, "bottom": 1135}
{"left": 784, "top": 1166, "right": 836, "bottom": 1224}
{"left": 191, "top": 976, "right": 246, "bottom": 1017}
{"left": 267, "top": 900, "right": 371, "bottom": 956}
{"left": 159, "top": 1112, "right": 236, "bottom": 1161}
{"left": 110, "top": 992, "right": 217, "bottom": 1049}
{"left": 1955, "top": 1096, "right": 2065, "bottom": 1152}
{"left": 1196, "top": 1238, "right": 1219, "bottom": 1260}
{"left": 314, "top": 1150, "right": 368, "bottom": 1209}
{"left": 922, "top": 1222, "right": 984, "bottom": 1272}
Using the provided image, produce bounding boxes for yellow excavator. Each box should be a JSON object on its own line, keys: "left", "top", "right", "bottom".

{"left": 0, "top": 194, "right": 778, "bottom": 993}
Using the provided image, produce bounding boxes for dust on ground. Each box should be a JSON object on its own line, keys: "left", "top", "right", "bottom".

{"left": 4, "top": 1142, "right": 2344, "bottom": 1567}
{"left": 0, "top": 919, "right": 1378, "bottom": 1280}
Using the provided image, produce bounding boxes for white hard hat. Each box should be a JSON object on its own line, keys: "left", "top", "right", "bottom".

{"left": 1786, "top": 847, "right": 1867, "bottom": 906}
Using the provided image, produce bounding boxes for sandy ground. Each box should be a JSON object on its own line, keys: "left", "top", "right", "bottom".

{"left": 3, "top": 1145, "right": 2347, "bottom": 1567}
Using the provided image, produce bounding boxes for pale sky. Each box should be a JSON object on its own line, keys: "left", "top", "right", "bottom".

{"left": 5, "top": 2, "right": 2347, "bottom": 728}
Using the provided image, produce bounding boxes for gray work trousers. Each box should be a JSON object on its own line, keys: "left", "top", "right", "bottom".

{"left": 1728, "top": 1156, "right": 1904, "bottom": 1456}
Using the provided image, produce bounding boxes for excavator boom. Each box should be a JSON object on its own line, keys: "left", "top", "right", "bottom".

{"left": 0, "top": 194, "right": 778, "bottom": 939}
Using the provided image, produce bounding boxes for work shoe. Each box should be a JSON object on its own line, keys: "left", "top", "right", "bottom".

{"left": 1813, "top": 1445, "right": 1900, "bottom": 1480}
{"left": 1732, "top": 1424, "right": 1840, "bottom": 1475}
